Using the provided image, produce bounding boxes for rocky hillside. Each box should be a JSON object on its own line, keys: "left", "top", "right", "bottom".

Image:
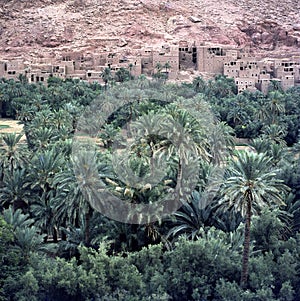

{"left": 0, "top": 0, "right": 299, "bottom": 59}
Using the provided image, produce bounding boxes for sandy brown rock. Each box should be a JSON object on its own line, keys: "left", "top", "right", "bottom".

{"left": 0, "top": 0, "right": 299, "bottom": 60}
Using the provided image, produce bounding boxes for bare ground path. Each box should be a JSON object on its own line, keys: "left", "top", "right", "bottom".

{"left": 0, "top": 118, "right": 26, "bottom": 142}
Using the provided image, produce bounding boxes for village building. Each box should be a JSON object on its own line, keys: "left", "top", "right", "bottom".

{"left": 179, "top": 41, "right": 197, "bottom": 70}
{"left": 141, "top": 46, "right": 154, "bottom": 76}
{"left": 152, "top": 44, "right": 179, "bottom": 79}
{"left": 257, "top": 72, "right": 271, "bottom": 94}
{"left": 0, "top": 44, "right": 299, "bottom": 93}
{"left": 197, "top": 45, "right": 240, "bottom": 74}
{"left": 224, "top": 58, "right": 261, "bottom": 93}
{"left": 272, "top": 58, "right": 300, "bottom": 91}
{"left": 26, "top": 63, "right": 53, "bottom": 84}
{"left": 0, "top": 59, "right": 25, "bottom": 80}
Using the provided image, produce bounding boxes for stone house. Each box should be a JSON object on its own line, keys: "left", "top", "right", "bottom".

{"left": 179, "top": 41, "right": 197, "bottom": 70}
{"left": 273, "top": 58, "right": 300, "bottom": 90}
{"left": 0, "top": 43, "right": 299, "bottom": 93}
{"left": 141, "top": 46, "right": 154, "bottom": 76}
{"left": 26, "top": 63, "right": 53, "bottom": 84}
{"left": 234, "top": 77, "right": 257, "bottom": 93}
{"left": 153, "top": 45, "right": 179, "bottom": 79}
{"left": 197, "top": 45, "right": 240, "bottom": 74}
{"left": 0, "top": 59, "right": 25, "bottom": 80}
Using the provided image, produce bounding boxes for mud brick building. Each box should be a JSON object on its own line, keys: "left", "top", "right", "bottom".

{"left": 0, "top": 43, "right": 299, "bottom": 93}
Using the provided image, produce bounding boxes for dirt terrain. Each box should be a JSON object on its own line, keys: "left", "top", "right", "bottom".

{"left": 0, "top": 0, "right": 299, "bottom": 60}
{"left": 0, "top": 118, "right": 23, "bottom": 134}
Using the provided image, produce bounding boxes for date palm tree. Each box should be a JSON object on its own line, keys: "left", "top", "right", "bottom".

{"left": 28, "top": 149, "right": 65, "bottom": 242}
{"left": 266, "top": 91, "right": 285, "bottom": 124}
{"left": 166, "top": 190, "right": 213, "bottom": 241}
{"left": 0, "top": 132, "right": 26, "bottom": 173}
{"left": 0, "top": 169, "right": 32, "bottom": 211}
{"left": 53, "top": 152, "right": 112, "bottom": 246}
{"left": 219, "top": 151, "right": 288, "bottom": 288}
{"left": 101, "top": 67, "right": 112, "bottom": 90}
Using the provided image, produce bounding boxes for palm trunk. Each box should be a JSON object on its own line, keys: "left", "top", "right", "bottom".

{"left": 127, "top": 107, "right": 132, "bottom": 138}
{"left": 84, "top": 205, "right": 93, "bottom": 246}
{"left": 53, "top": 226, "right": 58, "bottom": 243}
{"left": 240, "top": 193, "right": 252, "bottom": 288}
{"left": 174, "top": 159, "right": 183, "bottom": 210}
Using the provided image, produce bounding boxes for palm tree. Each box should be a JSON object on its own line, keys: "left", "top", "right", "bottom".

{"left": 153, "top": 62, "right": 165, "bottom": 80}
{"left": 164, "top": 61, "right": 171, "bottom": 73}
{"left": 155, "top": 62, "right": 162, "bottom": 73}
{"left": 53, "top": 153, "right": 112, "bottom": 246}
{"left": 265, "top": 91, "right": 285, "bottom": 124}
{"left": 2, "top": 207, "right": 52, "bottom": 261}
{"left": 30, "top": 127, "right": 59, "bottom": 150}
{"left": 193, "top": 76, "right": 207, "bottom": 93}
{"left": 2, "top": 207, "right": 34, "bottom": 231}
{"left": 28, "top": 149, "right": 64, "bottom": 194}
{"left": 53, "top": 163, "right": 93, "bottom": 245}
{"left": 30, "top": 193, "right": 59, "bottom": 242}
{"left": 208, "top": 75, "right": 237, "bottom": 98}
{"left": 162, "top": 61, "right": 171, "bottom": 81}
{"left": 0, "top": 132, "right": 26, "bottom": 173}
{"left": 261, "top": 124, "right": 287, "bottom": 145}
{"left": 249, "top": 137, "right": 270, "bottom": 153}
{"left": 219, "top": 151, "right": 288, "bottom": 288}
{"left": 130, "top": 100, "right": 214, "bottom": 217}
{"left": 166, "top": 190, "right": 213, "bottom": 241}
{"left": 136, "top": 74, "right": 150, "bottom": 89}
{"left": 0, "top": 169, "right": 32, "bottom": 211}
{"left": 114, "top": 67, "right": 131, "bottom": 82}
{"left": 99, "top": 124, "right": 122, "bottom": 149}
{"left": 208, "top": 121, "right": 235, "bottom": 165}
{"left": 227, "top": 103, "right": 248, "bottom": 127}
{"left": 101, "top": 67, "right": 112, "bottom": 90}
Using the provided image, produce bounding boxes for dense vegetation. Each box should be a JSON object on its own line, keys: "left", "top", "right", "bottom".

{"left": 0, "top": 74, "right": 300, "bottom": 300}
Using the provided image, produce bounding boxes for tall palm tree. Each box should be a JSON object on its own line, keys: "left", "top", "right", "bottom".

{"left": 0, "top": 132, "right": 25, "bottom": 172}
{"left": 53, "top": 153, "right": 112, "bottom": 245}
{"left": 101, "top": 67, "right": 112, "bottom": 90}
{"left": 264, "top": 91, "right": 285, "bottom": 124}
{"left": 219, "top": 151, "right": 288, "bottom": 288}
{"left": 164, "top": 61, "right": 171, "bottom": 73}
{"left": 52, "top": 163, "right": 93, "bottom": 245}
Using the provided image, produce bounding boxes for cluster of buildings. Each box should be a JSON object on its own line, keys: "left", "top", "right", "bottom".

{"left": 0, "top": 41, "right": 300, "bottom": 94}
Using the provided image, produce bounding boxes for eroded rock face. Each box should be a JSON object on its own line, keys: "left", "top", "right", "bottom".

{"left": 238, "top": 19, "right": 299, "bottom": 50}
{"left": 0, "top": 0, "right": 299, "bottom": 59}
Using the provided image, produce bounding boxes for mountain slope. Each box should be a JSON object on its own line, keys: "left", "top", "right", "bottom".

{"left": 0, "top": 0, "right": 299, "bottom": 59}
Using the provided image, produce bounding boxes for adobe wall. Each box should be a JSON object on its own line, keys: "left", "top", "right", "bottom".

{"left": 0, "top": 44, "right": 299, "bottom": 93}
{"left": 197, "top": 46, "right": 232, "bottom": 74}
{"left": 179, "top": 42, "right": 197, "bottom": 70}
{"left": 141, "top": 47, "right": 154, "bottom": 76}
{"left": 153, "top": 46, "right": 179, "bottom": 79}
{"left": 235, "top": 77, "right": 257, "bottom": 93}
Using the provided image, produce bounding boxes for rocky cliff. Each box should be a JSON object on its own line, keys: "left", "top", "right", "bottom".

{"left": 0, "top": 0, "right": 299, "bottom": 59}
